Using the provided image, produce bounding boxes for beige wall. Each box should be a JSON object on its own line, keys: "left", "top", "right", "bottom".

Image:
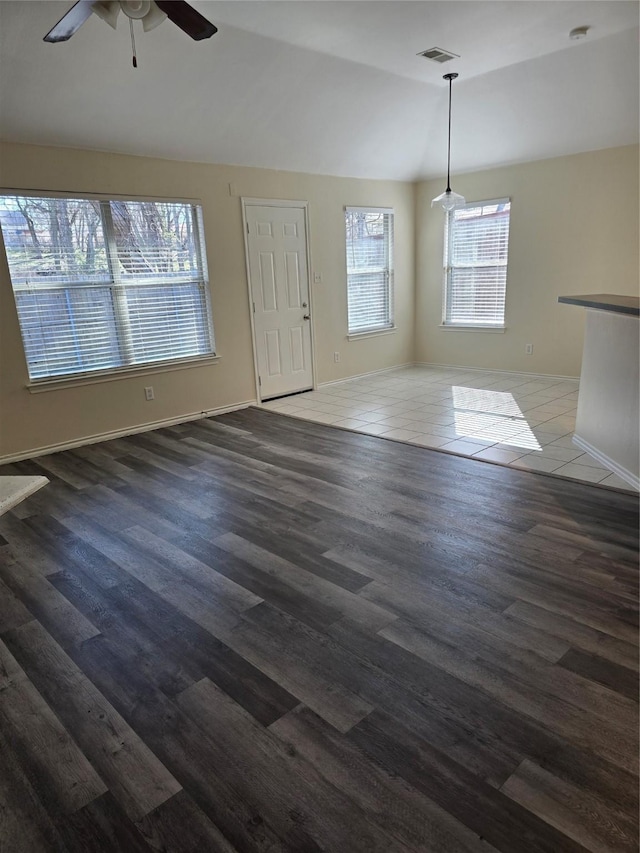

{"left": 415, "top": 145, "right": 640, "bottom": 377}
{"left": 0, "top": 142, "right": 415, "bottom": 460}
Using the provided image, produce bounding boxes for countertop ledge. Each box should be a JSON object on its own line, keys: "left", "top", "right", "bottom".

{"left": 0, "top": 476, "right": 49, "bottom": 516}
{"left": 558, "top": 294, "right": 640, "bottom": 316}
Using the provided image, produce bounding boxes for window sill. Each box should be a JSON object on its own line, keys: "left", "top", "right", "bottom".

{"left": 347, "top": 326, "right": 397, "bottom": 341}
{"left": 439, "top": 324, "right": 506, "bottom": 334}
{"left": 26, "top": 355, "right": 220, "bottom": 394}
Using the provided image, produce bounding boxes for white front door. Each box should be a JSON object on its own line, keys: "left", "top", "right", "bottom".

{"left": 244, "top": 203, "right": 314, "bottom": 400}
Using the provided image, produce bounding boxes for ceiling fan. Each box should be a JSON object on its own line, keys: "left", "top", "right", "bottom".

{"left": 44, "top": 0, "right": 217, "bottom": 44}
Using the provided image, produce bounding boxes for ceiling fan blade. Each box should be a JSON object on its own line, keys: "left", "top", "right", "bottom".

{"left": 43, "top": 0, "right": 98, "bottom": 42}
{"left": 154, "top": 1, "right": 217, "bottom": 41}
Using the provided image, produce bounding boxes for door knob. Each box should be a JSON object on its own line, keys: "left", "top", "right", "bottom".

{"left": 303, "top": 314, "right": 310, "bottom": 320}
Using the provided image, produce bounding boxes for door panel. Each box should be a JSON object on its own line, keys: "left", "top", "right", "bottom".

{"left": 259, "top": 253, "right": 278, "bottom": 312}
{"left": 290, "top": 326, "right": 305, "bottom": 373}
{"left": 265, "top": 330, "right": 282, "bottom": 377}
{"left": 246, "top": 204, "right": 313, "bottom": 399}
{"left": 285, "top": 252, "right": 301, "bottom": 308}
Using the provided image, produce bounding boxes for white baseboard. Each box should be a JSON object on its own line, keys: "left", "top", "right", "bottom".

{"left": 313, "top": 361, "right": 579, "bottom": 393}
{"left": 572, "top": 434, "right": 639, "bottom": 491}
{"left": 0, "top": 401, "right": 257, "bottom": 465}
{"left": 413, "top": 362, "right": 580, "bottom": 382}
{"left": 317, "top": 362, "right": 415, "bottom": 388}
{"left": 413, "top": 361, "right": 580, "bottom": 382}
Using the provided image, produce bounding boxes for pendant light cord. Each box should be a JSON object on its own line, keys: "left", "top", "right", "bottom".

{"left": 446, "top": 74, "right": 453, "bottom": 193}
{"left": 442, "top": 72, "right": 458, "bottom": 194}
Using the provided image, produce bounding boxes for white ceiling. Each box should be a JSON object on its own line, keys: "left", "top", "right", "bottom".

{"left": 0, "top": 1, "right": 638, "bottom": 181}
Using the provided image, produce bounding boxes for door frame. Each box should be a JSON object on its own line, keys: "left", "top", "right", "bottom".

{"left": 241, "top": 197, "right": 317, "bottom": 403}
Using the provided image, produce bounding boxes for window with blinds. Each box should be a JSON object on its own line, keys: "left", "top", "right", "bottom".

{"left": 0, "top": 194, "right": 215, "bottom": 382}
{"left": 345, "top": 206, "right": 394, "bottom": 334}
{"left": 443, "top": 199, "right": 511, "bottom": 327}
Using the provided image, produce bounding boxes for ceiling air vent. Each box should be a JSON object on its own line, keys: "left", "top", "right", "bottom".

{"left": 418, "top": 47, "right": 459, "bottom": 64}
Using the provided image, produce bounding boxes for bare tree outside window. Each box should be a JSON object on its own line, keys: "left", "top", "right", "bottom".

{"left": 0, "top": 195, "right": 215, "bottom": 380}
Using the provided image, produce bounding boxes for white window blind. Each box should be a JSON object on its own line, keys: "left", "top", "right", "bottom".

{"left": 443, "top": 199, "right": 511, "bottom": 327}
{"left": 0, "top": 194, "right": 215, "bottom": 381}
{"left": 345, "top": 206, "right": 394, "bottom": 334}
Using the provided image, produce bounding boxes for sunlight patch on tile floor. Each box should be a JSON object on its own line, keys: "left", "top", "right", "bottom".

{"left": 451, "top": 386, "right": 524, "bottom": 418}
{"left": 450, "top": 388, "right": 541, "bottom": 449}
{"left": 452, "top": 407, "right": 542, "bottom": 452}
{"left": 262, "top": 366, "right": 636, "bottom": 491}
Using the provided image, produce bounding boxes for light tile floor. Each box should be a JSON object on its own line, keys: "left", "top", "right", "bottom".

{"left": 262, "top": 366, "right": 636, "bottom": 492}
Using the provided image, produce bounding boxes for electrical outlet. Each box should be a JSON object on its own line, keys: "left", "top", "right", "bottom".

{"left": 333, "top": 351, "right": 340, "bottom": 363}
{"left": 314, "top": 272, "right": 323, "bottom": 284}
{"left": 144, "top": 386, "right": 154, "bottom": 401}
{"left": 525, "top": 344, "right": 533, "bottom": 355}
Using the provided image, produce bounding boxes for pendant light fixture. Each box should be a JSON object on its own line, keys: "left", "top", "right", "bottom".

{"left": 431, "top": 72, "right": 465, "bottom": 211}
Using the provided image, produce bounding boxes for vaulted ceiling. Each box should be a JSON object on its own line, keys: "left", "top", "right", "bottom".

{"left": 0, "top": 1, "right": 638, "bottom": 181}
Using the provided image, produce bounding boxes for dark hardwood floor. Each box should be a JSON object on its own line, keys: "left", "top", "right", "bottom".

{"left": 0, "top": 407, "right": 638, "bottom": 852}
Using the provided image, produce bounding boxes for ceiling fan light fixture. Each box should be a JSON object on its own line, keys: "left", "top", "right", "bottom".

{"left": 432, "top": 72, "right": 466, "bottom": 212}
{"left": 142, "top": 1, "right": 168, "bottom": 32}
{"left": 121, "top": 0, "right": 152, "bottom": 20}
{"left": 92, "top": 1, "right": 121, "bottom": 30}
{"left": 44, "top": 0, "right": 217, "bottom": 45}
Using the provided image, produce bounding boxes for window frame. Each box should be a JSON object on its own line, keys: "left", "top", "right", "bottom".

{"left": 442, "top": 197, "right": 511, "bottom": 331}
{"left": 0, "top": 189, "right": 217, "bottom": 388}
{"left": 345, "top": 205, "right": 395, "bottom": 337}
